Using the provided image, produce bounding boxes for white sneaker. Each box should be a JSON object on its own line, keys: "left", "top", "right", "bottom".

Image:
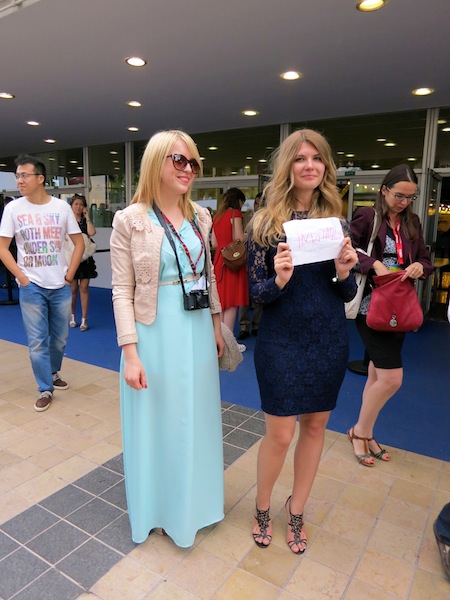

{"left": 69, "top": 314, "right": 77, "bottom": 328}
{"left": 238, "top": 343, "right": 246, "bottom": 353}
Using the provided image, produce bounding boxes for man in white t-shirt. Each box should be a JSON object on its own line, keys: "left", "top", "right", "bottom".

{"left": 0, "top": 154, "right": 84, "bottom": 411}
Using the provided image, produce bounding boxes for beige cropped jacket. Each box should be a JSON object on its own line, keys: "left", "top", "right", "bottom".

{"left": 110, "top": 202, "right": 222, "bottom": 347}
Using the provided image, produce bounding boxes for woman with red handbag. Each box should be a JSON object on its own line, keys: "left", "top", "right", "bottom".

{"left": 348, "top": 164, "right": 433, "bottom": 466}
{"left": 212, "top": 188, "right": 249, "bottom": 338}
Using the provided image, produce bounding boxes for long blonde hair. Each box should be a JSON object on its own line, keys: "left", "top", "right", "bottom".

{"left": 131, "top": 129, "right": 202, "bottom": 221}
{"left": 252, "top": 129, "right": 342, "bottom": 248}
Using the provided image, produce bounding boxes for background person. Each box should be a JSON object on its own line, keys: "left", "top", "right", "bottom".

{"left": 212, "top": 188, "right": 249, "bottom": 339}
{"left": 69, "top": 194, "right": 97, "bottom": 331}
{"left": 0, "top": 154, "right": 84, "bottom": 412}
{"left": 348, "top": 164, "right": 433, "bottom": 466}
{"left": 110, "top": 130, "right": 225, "bottom": 548}
{"left": 238, "top": 191, "right": 264, "bottom": 340}
{"left": 248, "top": 129, "right": 357, "bottom": 553}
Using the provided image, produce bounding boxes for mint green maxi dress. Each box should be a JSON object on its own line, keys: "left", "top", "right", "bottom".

{"left": 120, "top": 210, "right": 224, "bottom": 547}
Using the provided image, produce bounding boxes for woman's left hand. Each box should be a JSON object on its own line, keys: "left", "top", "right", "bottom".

{"left": 401, "top": 261, "right": 424, "bottom": 281}
{"left": 334, "top": 237, "right": 358, "bottom": 280}
{"left": 212, "top": 314, "right": 224, "bottom": 358}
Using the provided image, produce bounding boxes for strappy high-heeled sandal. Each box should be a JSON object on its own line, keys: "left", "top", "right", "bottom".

{"left": 368, "top": 437, "right": 391, "bottom": 461}
{"left": 347, "top": 427, "right": 374, "bottom": 467}
{"left": 253, "top": 506, "right": 272, "bottom": 548}
{"left": 285, "top": 496, "right": 307, "bottom": 555}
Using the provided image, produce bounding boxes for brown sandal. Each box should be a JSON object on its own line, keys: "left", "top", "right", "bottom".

{"left": 347, "top": 427, "right": 374, "bottom": 467}
{"left": 285, "top": 496, "right": 307, "bottom": 554}
{"left": 253, "top": 506, "right": 272, "bottom": 548}
{"left": 368, "top": 437, "right": 391, "bottom": 461}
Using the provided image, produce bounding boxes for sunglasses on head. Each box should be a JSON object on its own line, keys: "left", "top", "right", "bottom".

{"left": 166, "top": 153, "right": 200, "bottom": 175}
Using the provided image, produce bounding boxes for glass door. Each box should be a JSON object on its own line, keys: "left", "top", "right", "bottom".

{"left": 424, "top": 172, "right": 448, "bottom": 317}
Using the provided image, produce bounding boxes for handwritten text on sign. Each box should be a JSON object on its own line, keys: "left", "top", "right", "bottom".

{"left": 282, "top": 217, "right": 344, "bottom": 265}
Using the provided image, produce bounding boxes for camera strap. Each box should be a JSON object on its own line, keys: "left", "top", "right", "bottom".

{"left": 153, "top": 203, "right": 207, "bottom": 297}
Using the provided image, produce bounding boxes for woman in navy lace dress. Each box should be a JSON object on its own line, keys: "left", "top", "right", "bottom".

{"left": 248, "top": 129, "right": 357, "bottom": 554}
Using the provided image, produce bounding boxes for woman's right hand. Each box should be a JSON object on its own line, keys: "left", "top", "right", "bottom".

{"left": 123, "top": 345, "right": 147, "bottom": 390}
{"left": 274, "top": 242, "right": 294, "bottom": 289}
{"left": 372, "top": 260, "right": 390, "bottom": 276}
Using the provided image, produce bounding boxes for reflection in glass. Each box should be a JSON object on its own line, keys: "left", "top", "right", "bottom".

{"left": 89, "top": 143, "right": 125, "bottom": 226}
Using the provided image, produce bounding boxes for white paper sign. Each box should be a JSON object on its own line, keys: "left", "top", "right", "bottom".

{"left": 283, "top": 217, "right": 344, "bottom": 266}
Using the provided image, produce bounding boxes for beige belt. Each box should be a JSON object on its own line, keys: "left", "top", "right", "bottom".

{"left": 159, "top": 275, "right": 199, "bottom": 286}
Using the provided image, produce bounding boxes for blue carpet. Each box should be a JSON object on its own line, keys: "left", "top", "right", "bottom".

{"left": 1, "top": 284, "right": 449, "bottom": 461}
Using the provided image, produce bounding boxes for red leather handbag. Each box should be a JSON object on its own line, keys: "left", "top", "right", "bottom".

{"left": 366, "top": 271, "right": 423, "bottom": 332}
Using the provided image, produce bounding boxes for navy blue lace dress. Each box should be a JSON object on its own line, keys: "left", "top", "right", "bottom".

{"left": 248, "top": 212, "right": 357, "bottom": 416}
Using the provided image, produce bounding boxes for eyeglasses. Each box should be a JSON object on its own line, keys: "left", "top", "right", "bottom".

{"left": 166, "top": 153, "right": 200, "bottom": 175}
{"left": 14, "top": 172, "right": 39, "bottom": 180}
{"left": 386, "top": 187, "right": 417, "bottom": 203}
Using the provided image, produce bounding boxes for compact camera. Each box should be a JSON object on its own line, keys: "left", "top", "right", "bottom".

{"left": 183, "top": 289, "right": 210, "bottom": 311}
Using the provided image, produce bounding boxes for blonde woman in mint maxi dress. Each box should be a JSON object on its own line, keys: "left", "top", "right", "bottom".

{"left": 110, "top": 130, "right": 225, "bottom": 547}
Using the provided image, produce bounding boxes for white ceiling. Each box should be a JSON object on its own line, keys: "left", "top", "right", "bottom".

{"left": 0, "top": 0, "right": 449, "bottom": 159}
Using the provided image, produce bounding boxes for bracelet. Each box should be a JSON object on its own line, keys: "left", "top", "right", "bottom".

{"left": 332, "top": 272, "right": 339, "bottom": 283}
{"left": 86, "top": 220, "right": 91, "bottom": 223}
{"left": 65, "top": 276, "right": 73, "bottom": 284}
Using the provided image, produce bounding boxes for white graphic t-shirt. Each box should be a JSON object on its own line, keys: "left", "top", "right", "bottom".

{"left": 0, "top": 196, "right": 81, "bottom": 289}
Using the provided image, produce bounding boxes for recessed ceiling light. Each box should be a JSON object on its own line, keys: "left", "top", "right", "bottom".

{"left": 48, "top": 157, "right": 55, "bottom": 161}
{"left": 127, "top": 126, "right": 139, "bottom": 132}
{"left": 0, "top": 163, "right": 7, "bottom": 167}
{"left": 336, "top": 151, "right": 345, "bottom": 155}
{"left": 371, "top": 164, "right": 380, "bottom": 168}
{"left": 258, "top": 159, "right": 267, "bottom": 163}
{"left": 69, "top": 160, "right": 78, "bottom": 164}
{"left": 0, "top": 92, "right": 15, "bottom": 100}
{"left": 280, "top": 71, "right": 302, "bottom": 81}
{"left": 77, "top": 166, "right": 83, "bottom": 170}
{"left": 376, "top": 138, "right": 387, "bottom": 142}
{"left": 125, "top": 56, "right": 147, "bottom": 67}
{"left": 200, "top": 157, "right": 205, "bottom": 161}
{"left": 127, "top": 100, "right": 142, "bottom": 108}
{"left": 58, "top": 165, "right": 64, "bottom": 168}
{"left": 356, "top": 0, "right": 387, "bottom": 12}
{"left": 27, "top": 121, "right": 40, "bottom": 126}
{"left": 110, "top": 151, "right": 118, "bottom": 155}
{"left": 112, "top": 160, "right": 119, "bottom": 164}
{"left": 242, "top": 110, "right": 259, "bottom": 117}
{"left": 412, "top": 87, "right": 434, "bottom": 96}
{"left": 384, "top": 142, "right": 396, "bottom": 147}
{"left": 246, "top": 156, "right": 253, "bottom": 160}
{"left": 442, "top": 127, "right": 450, "bottom": 132}
{"left": 208, "top": 146, "right": 218, "bottom": 151}
{"left": 114, "top": 167, "right": 120, "bottom": 170}
{"left": 407, "top": 157, "right": 417, "bottom": 161}
{"left": 437, "top": 119, "right": 447, "bottom": 124}
{"left": 44, "top": 139, "right": 56, "bottom": 144}
{"left": 346, "top": 153, "right": 355, "bottom": 158}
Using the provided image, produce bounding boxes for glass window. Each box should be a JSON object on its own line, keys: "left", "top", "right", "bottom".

{"left": 89, "top": 143, "right": 125, "bottom": 227}
{"left": 192, "top": 125, "right": 280, "bottom": 177}
{"left": 0, "top": 148, "right": 83, "bottom": 190}
{"left": 292, "top": 110, "right": 427, "bottom": 171}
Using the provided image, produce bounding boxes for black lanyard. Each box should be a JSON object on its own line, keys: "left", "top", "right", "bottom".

{"left": 153, "top": 203, "right": 208, "bottom": 296}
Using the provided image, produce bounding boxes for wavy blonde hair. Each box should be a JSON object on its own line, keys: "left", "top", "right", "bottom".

{"left": 252, "top": 129, "right": 342, "bottom": 248}
{"left": 131, "top": 129, "right": 202, "bottom": 221}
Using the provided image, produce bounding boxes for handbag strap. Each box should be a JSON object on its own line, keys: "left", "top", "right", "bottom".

{"left": 231, "top": 209, "right": 237, "bottom": 241}
{"left": 358, "top": 208, "right": 378, "bottom": 258}
{"left": 367, "top": 208, "right": 378, "bottom": 255}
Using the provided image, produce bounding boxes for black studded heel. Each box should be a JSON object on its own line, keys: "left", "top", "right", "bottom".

{"left": 285, "top": 496, "right": 307, "bottom": 554}
{"left": 253, "top": 506, "right": 272, "bottom": 548}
